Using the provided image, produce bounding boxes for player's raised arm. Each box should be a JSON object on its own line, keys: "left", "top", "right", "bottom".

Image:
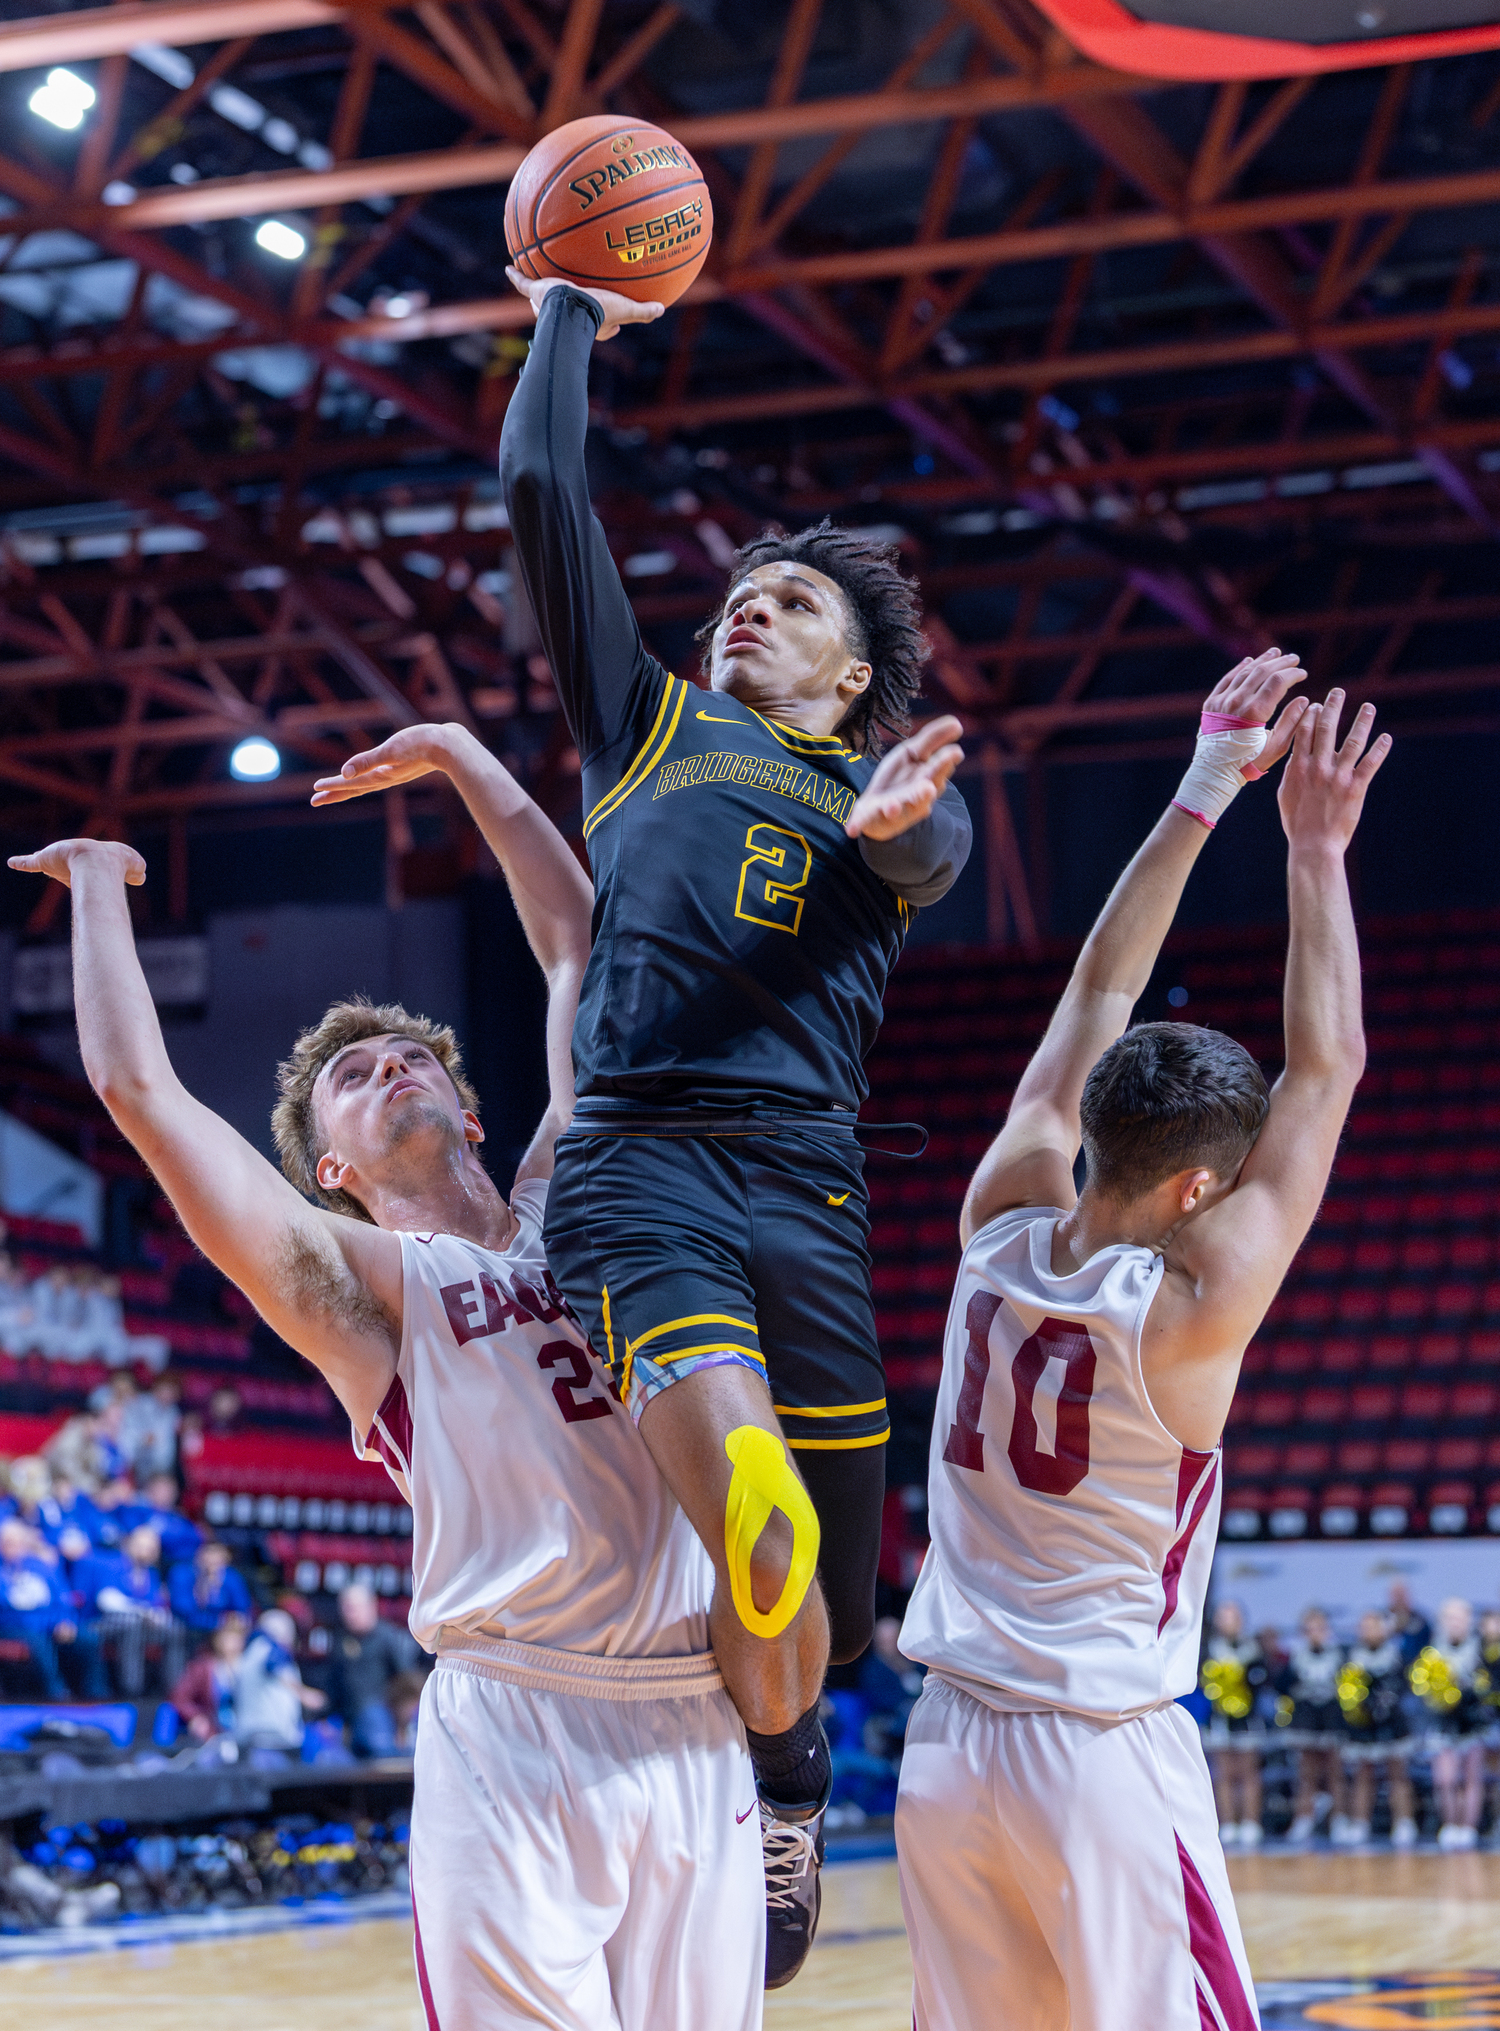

{"left": 1161, "top": 690, "right": 1391, "bottom": 1350}
{"left": 6, "top": 841, "right": 402, "bottom": 1430}
{"left": 309, "top": 726, "right": 592, "bottom": 1183}
{"left": 500, "top": 273, "right": 666, "bottom": 761}
{"left": 960, "top": 652, "right": 1309, "bottom": 1243}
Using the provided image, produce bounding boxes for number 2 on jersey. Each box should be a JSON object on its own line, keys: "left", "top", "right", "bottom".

{"left": 943, "top": 1296, "right": 1096, "bottom": 1496}
{"left": 537, "top": 1342, "right": 612, "bottom": 1424}
{"left": 735, "top": 822, "right": 811, "bottom": 936}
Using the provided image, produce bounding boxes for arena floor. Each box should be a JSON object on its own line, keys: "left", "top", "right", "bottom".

{"left": 3, "top": 1850, "right": 1498, "bottom": 2029}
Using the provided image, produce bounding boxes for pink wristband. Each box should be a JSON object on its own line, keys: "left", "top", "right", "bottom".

{"left": 1171, "top": 799, "right": 1215, "bottom": 831}
{"left": 1199, "top": 712, "right": 1258, "bottom": 734}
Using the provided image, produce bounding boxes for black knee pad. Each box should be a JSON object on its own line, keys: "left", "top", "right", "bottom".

{"left": 797, "top": 1445, "right": 885, "bottom": 1667}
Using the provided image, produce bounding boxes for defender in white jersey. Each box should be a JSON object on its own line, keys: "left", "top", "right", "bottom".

{"left": 12, "top": 723, "right": 764, "bottom": 2031}
{"left": 896, "top": 653, "right": 1391, "bottom": 2031}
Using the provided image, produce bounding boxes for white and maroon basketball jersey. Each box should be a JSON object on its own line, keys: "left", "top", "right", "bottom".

{"left": 900, "top": 1206, "right": 1220, "bottom": 1721}
{"left": 355, "top": 1179, "right": 712, "bottom": 1658}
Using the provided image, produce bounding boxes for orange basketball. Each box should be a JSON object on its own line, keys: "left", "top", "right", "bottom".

{"left": 504, "top": 116, "right": 712, "bottom": 308}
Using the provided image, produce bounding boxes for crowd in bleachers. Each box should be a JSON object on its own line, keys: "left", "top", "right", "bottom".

{"left": 1197, "top": 1584, "right": 1500, "bottom": 1850}
{"left": 0, "top": 1417, "right": 425, "bottom": 1760}
{"left": 0, "top": 1252, "right": 170, "bottom": 1371}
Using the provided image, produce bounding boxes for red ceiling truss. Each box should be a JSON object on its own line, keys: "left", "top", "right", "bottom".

{"left": 0, "top": 0, "right": 1496, "bottom": 934}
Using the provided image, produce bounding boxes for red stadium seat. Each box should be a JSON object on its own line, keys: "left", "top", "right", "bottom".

{"left": 1435, "top": 1437, "right": 1482, "bottom": 1474}
{"left": 1301, "top": 1388, "right": 1347, "bottom": 1425}
{"left": 1335, "top": 1439, "right": 1381, "bottom": 1477}
{"left": 1271, "top": 1341, "right": 1317, "bottom": 1377}
{"left": 1428, "top": 1484, "right": 1476, "bottom": 1535}
{"left": 1352, "top": 1239, "right": 1397, "bottom": 1275}
{"left": 1368, "top": 1482, "right": 1415, "bottom": 1536}
{"left": 1240, "top": 1342, "right": 1271, "bottom": 1379}
{"left": 1321, "top": 1338, "right": 1364, "bottom": 1375}
{"left": 1332, "top": 1289, "right": 1379, "bottom": 1327}
{"left": 1267, "top": 1486, "right": 1312, "bottom": 1539}
{"left": 1284, "top": 1442, "right": 1331, "bottom": 1478}
{"left": 1318, "top": 1484, "right": 1364, "bottom": 1538}
{"left": 1350, "top": 1384, "right": 1397, "bottom": 1423}
{"left": 1468, "top": 1329, "right": 1500, "bottom": 1369}
{"left": 1220, "top": 1489, "right": 1266, "bottom": 1540}
{"left": 1226, "top": 1443, "right": 1282, "bottom": 1482}
{"left": 1399, "top": 1237, "right": 1445, "bottom": 1275}
{"left": 1454, "top": 1381, "right": 1499, "bottom": 1421}
{"left": 1416, "top": 1334, "right": 1463, "bottom": 1371}
{"left": 1397, "top": 1382, "right": 1449, "bottom": 1423}
{"left": 1435, "top": 1283, "right": 1480, "bottom": 1322}
{"left": 1250, "top": 1391, "right": 1298, "bottom": 1430}
{"left": 1386, "top": 1286, "right": 1430, "bottom": 1327}
{"left": 1369, "top": 1335, "right": 1412, "bottom": 1373}
{"left": 1383, "top": 1438, "right": 1433, "bottom": 1475}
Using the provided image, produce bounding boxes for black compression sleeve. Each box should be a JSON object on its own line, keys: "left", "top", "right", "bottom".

{"left": 858, "top": 778, "right": 973, "bottom": 909}
{"left": 499, "top": 287, "right": 666, "bottom": 763}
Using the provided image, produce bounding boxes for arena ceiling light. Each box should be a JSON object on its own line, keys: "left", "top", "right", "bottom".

{"left": 29, "top": 68, "right": 95, "bottom": 130}
{"left": 254, "top": 219, "right": 306, "bottom": 262}
{"left": 229, "top": 737, "right": 281, "bottom": 782}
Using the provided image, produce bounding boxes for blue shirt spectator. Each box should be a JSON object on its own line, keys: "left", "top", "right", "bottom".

{"left": 74, "top": 1528, "right": 168, "bottom": 1616}
{"left": 0, "top": 1517, "right": 107, "bottom": 1701}
{"left": 115, "top": 1473, "right": 200, "bottom": 1567}
{"left": 169, "top": 1541, "right": 253, "bottom": 1633}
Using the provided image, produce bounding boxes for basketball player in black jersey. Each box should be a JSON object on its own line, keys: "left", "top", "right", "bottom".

{"left": 326, "top": 274, "right": 970, "bottom": 1984}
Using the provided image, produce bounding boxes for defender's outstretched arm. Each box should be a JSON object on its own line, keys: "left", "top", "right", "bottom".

{"left": 961, "top": 652, "right": 1308, "bottom": 1243}
{"left": 309, "top": 725, "right": 591, "bottom": 1180}
{"left": 6, "top": 841, "right": 402, "bottom": 1430}
{"left": 1161, "top": 690, "right": 1390, "bottom": 1353}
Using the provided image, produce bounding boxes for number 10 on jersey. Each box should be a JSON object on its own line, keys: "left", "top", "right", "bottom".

{"left": 943, "top": 1294, "right": 1096, "bottom": 1497}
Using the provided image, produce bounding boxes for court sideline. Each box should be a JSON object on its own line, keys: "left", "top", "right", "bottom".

{"left": 3, "top": 1851, "right": 1497, "bottom": 2030}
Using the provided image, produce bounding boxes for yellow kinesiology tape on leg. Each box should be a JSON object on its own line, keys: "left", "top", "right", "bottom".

{"left": 722, "top": 1425, "right": 821, "bottom": 1640}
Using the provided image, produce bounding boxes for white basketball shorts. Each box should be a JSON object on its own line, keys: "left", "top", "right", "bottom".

{"left": 409, "top": 1633, "right": 764, "bottom": 2031}
{"left": 896, "top": 1676, "right": 1259, "bottom": 2031}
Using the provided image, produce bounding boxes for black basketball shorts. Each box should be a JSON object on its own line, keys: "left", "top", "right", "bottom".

{"left": 542, "top": 1104, "right": 890, "bottom": 1455}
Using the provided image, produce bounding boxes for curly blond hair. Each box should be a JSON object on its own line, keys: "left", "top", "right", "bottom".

{"left": 271, "top": 997, "right": 479, "bottom": 1222}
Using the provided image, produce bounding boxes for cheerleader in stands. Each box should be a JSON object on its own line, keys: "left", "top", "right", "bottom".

{"left": 1339, "top": 1609, "right": 1416, "bottom": 1847}
{"left": 1279, "top": 1606, "right": 1350, "bottom": 1843}
{"left": 1475, "top": 1608, "right": 1500, "bottom": 1844}
{"left": 1413, "top": 1596, "right": 1486, "bottom": 1849}
{"left": 1200, "top": 1599, "right": 1267, "bottom": 1847}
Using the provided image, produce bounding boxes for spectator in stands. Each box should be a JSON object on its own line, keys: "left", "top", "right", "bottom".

{"left": 122, "top": 1374, "right": 183, "bottom": 1481}
{"left": 207, "top": 1385, "right": 242, "bottom": 1433}
{"left": 88, "top": 1371, "right": 138, "bottom": 1417}
{"left": 1342, "top": 1607, "right": 1416, "bottom": 1848}
{"left": 169, "top": 1537, "right": 253, "bottom": 1638}
{"left": 3, "top": 1456, "right": 93, "bottom": 1564}
{"left": 86, "top": 1270, "right": 169, "bottom": 1372}
{"left": 1281, "top": 1606, "right": 1350, "bottom": 1843}
{"left": 1416, "top": 1595, "right": 1486, "bottom": 1850}
{"left": 0, "top": 1251, "right": 37, "bottom": 1355}
{"left": 1200, "top": 1599, "right": 1268, "bottom": 1848}
{"left": 1387, "top": 1581, "right": 1432, "bottom": 1667}
{"left": 328, "top": 1582, "right": 418, "bottom": 1758}
{"left": 116, "top": 1472, "right": 200, "bottom": 1567}
{"left": 384, "top": 1668, "right": 426, "bottom": 1754}
{"left": 0, "top": 1517, "right": 107, "bottom": 1701}
{"left": 170, "top": 1612, "right": 248, "bottom": 1741}
{"left": 859, "top": 1615, "right": 924, "bottom": 1759}
{"left": 178, "top": 1384, "right": 241, "bottom": 1475}
{"left": 45, "top": 1404, "right": 127, "bottom": 1494}
{"left": 75, "top": 1524, "right": 186, "bottom": 1696}
{"left": 234, "top": 1608, "right": 326, "bottom": 1756}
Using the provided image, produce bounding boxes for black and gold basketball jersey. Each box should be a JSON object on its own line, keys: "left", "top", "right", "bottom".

{"left": 502, "top": 286, "right": 971, "bottom": 1112}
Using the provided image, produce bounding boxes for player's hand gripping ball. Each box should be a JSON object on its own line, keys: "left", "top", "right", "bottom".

{"left": 504, "top": 116, "right": 713, "bottom": 307}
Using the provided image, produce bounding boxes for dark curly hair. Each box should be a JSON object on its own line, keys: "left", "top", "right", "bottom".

{"left": 694, "top": 518, "right": 930, "bottom": 756}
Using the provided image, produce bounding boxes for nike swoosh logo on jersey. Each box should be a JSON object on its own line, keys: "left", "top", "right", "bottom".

{"left": 827, "top": 1192, "right": 850, "bottom": 1207}
{"left": 736, "top": 1803, "right": 757, "bottom": 1824}
{"left": 696, "top": 709, "right": 743, "bottom": 723}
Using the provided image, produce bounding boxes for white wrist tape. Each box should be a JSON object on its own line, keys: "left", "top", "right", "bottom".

{"left": 1172, "top": 713, "right": 1269, "bottom": 830}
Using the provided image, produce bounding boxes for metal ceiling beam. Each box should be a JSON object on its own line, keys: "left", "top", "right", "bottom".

{"left": 0, "top": 0, "right": 388, "bottom": 72}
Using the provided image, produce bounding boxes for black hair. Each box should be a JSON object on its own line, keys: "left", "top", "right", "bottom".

{"left": 694, "top": 517, "right": 930, "bottom": 756}
{"left": 1079, "top": 1022, "right": 1270, "bottom": 1202}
